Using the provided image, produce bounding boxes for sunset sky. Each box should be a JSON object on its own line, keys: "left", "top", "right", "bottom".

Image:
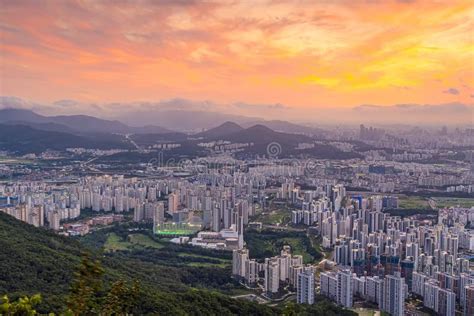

{"left": 0, "top": 0, "right": 473, "bottom": 120}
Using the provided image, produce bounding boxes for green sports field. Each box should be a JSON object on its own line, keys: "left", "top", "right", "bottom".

{"left": 154, "top": 222, "right": 201, "bottom": 236}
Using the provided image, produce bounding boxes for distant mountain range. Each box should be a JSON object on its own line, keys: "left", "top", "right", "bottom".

{"left": 129, "top": 122, "right": 313, "bottom": 157}
{"left": 223, "top": 124, "right": 313, "bottom": 144}
{"left": 0, "top": 124, "right": 133, "bottom": 154}
{"left": 0, "top": 108, "right": 326, "bottom": 137}
{"left": 0, "top": 108, "right": 356, "bottom": 159}
{"left": 0, "top": 108, "right": 172, "bottom": 135}
{"left": 189, "top": 122, "right": 320, "bottom": 157}
{"left": 195, "top": 121, "right": 244, "bottom": 138}
{"left": 115, "top": 110, "right": 261, "bottom": 132}
{"left": 115, "top": 109, "right": 326, "bottom": 135}
{"left": 241, "top": 120, "right": 324, "bottom": 136}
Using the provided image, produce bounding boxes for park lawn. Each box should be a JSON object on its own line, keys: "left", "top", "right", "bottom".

{"left": 128, "top": 233, "right": 165, "bottom": 249}
{"left": 104, "top": 232, "right": 165, "bottom": 252}
{"left": 398, "top": 195, "right": 430, "bottom": 209}
{"left": 432, "top": 197, "right": 474, "bottom": 208}
{"left": 104, "top": 232, "right": 131, "bottom": 252}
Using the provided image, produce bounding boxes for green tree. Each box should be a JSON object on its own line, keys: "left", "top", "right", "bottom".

{"left": 282, "top": 302, "right": 304, "bottom": 316}
{"left": 101, "top": 280, "right": 140, "bottom": 315}
{"left": 0, "top": 294, "right": 42, "bottom": 316}
{"left": 66, "top": 253, "right": 104, "bottom": 315}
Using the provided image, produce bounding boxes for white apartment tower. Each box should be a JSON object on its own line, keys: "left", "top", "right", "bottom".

{"left": 383, "top": 272, "right": 405, "bottom": 316}
{"left": 297, "top": 270, "right": 315, "bottom": 304}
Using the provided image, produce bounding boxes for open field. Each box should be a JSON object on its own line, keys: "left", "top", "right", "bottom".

{"left": 398, "top": 195, "right": 430, "bottom": 209}
{"left": 128, "top": 233, "right": 165, "bottom": 249}
{"left": 100, "top": 230, "right": 232, "bottom": 268}
{"left": 104, "top": 232, "right": 131, "bottom": 251}
{"left": 104, "top": 232, "right": 166, "bottom": 252}
{"left": 431, "top": 197, "right": 474, "bottom": 208}
{"left": 154, "top": 222, "right": 201, "bottom": 236}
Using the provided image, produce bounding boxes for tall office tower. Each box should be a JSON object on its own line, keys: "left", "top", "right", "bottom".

{"left": 264, "top": 258, "right": 280, "bottom": 296}
{"left": 297, "top": 270, "right": 315, "bottom": 304}
{"left": 232, "top": 248, "right": 249, "bottom": 280}
{"left": 336, "top": 269, "right": 353, "bottom": 308}
{"left": 383, "top": 272, "right": 405, "bottom": 316}
{"left": 168, "top": 193, "right": 179, "bottom": 214}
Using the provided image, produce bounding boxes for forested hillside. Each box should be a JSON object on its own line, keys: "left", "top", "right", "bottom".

{"left": 0, "top": 213, "right": 356, "bottom": 315}
{"left": 0, "top": 213, "right": 273, "bottom": 314}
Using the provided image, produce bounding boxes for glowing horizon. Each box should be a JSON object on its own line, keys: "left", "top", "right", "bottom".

{"left": 0, "top": 0, "right": 473, "bottom": 114}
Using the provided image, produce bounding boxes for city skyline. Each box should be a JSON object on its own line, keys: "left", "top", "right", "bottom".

{"left": 0, "top": 1, "right": 473, "bottom": 315}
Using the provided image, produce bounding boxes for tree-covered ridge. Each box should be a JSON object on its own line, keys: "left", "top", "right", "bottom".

{"left": 0, "top": 212, "right": 272, "bottom": 314}
{"left": 0, "top": 213, "right": 357, "bottom": 315}
{"left": 0, "top": 212, "right": 82, "bottom": 312}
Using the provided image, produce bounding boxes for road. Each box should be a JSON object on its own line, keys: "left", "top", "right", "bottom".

{"left": 125, "top": 134, "right": 141, "bottom": 150}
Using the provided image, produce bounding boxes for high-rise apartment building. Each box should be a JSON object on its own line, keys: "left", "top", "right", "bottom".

{"left": 383, "top": 272, "right": 405, "bottom": 316}
{"left": 297, "top": 270, "right": 315, "bottom": 304}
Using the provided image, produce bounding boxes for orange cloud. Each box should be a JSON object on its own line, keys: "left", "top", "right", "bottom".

{"left": 0, "top": 0, "right": 472, "bottom": 111}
